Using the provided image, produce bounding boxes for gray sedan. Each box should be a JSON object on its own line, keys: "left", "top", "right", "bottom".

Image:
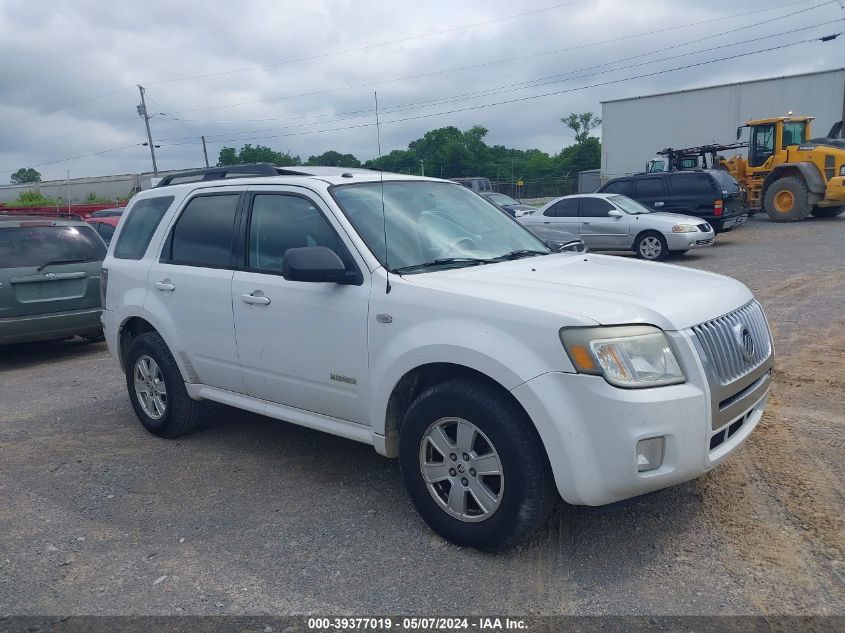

{"left": 519, "top": 193, "right": 715, "bottom": 260}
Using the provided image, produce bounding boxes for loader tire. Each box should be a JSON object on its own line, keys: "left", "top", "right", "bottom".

{"left": 811, "top": 206, "right": 845, "bottom": 218}
{"left": 763, "top": 177, "right": 812, "bottom": 222}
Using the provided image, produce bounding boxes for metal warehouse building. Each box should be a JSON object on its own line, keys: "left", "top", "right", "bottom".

{"left": 600, "top": 68, "right": 845, "bottom": 180}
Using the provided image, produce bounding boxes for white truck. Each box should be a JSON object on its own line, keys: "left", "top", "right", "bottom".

{"left": 101, "top": 165, "right": 773, "bottom": 550}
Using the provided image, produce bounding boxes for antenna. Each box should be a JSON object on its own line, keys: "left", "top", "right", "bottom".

{"left": 375, "top": 91, "right": 391, "bottom": 294}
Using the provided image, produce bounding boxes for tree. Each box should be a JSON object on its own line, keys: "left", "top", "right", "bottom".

{"left": 562, "top": 112, "right": 602, "bottom": 144}
{"left": 306, "top": 150, "right": 361, "bottom": 167}
{"left": 10, "top": 168, "right": 41, "bottom": 185}
{"left": 217, "top": 144, "right": 301, "bottom": 166}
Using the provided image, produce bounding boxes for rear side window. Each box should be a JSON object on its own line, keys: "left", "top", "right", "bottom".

{"left": 635, "top": 178, "right": 666, "bottom": 198}
{"left": 669, "top": 173, "right": 715, "bottom": 196}
{"left": 167, "top": 194, "right": 240, "bottom": 268}
{"left": 601, "top": 179, "right": 632, "bottom": 196}
{"left": 0, "top": 225, "right": 106, "bottom": 268}
{"left": 113, "top": 196, "right": 174, "bottom": 260}
{"left": 544, "top": 198, "right": 579, "bottom": 217}
{"left": 580, "top": 198, "right": 614, "bottom": 218}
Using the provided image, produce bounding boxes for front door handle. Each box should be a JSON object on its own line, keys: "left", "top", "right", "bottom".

{"left": 582, "top": 221, "right": 591, "bottom": 225}
{"left": 654, "top": 201, "right": 664, "bottom": 208}
{"left": 241, "top": 292, "right": 271, "bottom": 306}
{"left": 154, "top": 279, "right": 175, "bottom": 292}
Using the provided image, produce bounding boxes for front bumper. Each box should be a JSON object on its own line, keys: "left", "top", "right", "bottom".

{"left": 0, "top": 308, "right": 102, "bottom": 345}
{"left": 665, "top": 230, "right": 715, "bottom": 251}
{"left": 819, "top": 176, "right": 845, "bottom": 206}
{"left": 511, "top": 336, "right": 772, "bottom": 506}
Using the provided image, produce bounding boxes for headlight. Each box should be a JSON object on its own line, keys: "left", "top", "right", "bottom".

{"left": 840, "top": 164, "right": 845, "bottom": 177}
{"left": 672, "top": 224, "right": 698, "bottom": 233}
{"left": 560, "top": 325, "right": 685, "bottom": 388}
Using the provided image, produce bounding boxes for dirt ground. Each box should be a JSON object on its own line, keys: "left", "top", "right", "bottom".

{"left": 0, "top": 214, "right": 842, "bottom": 616}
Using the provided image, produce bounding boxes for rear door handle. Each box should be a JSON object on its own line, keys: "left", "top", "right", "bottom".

{"left": 154, "top": 279, "right": 175, "bottom": 292}
{"left": 654, "top": 201, "right": 664, "bottom": 208}
{"left": 582, "top": 221, "right": 590, "bottom": 225}
{"left": 241, "top": 292, "right": 271, "bottom": 306}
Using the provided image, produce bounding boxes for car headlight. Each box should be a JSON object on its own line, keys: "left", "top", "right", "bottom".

{"left": 672, "top": 224, "right": 698, "bottom": 233}
{"left": 559, "top": 325, "right": 685, "bottom": 388}
{"left": 840, "top": 164, "right": 845, "bottom": 177}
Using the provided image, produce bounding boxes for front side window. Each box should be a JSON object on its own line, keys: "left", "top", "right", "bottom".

{"left": 0, "top": 224, "right": 106, "bottom": 268}
{"left": 669, "top": 173, "right": 714, "bottom": 196}
{"left": 580, "top": 198, "right": 614, "bottom": 218}
{"left": 168, "top": 194, "right": 239, "bottom": 268}
{"left": 750, "top": 124, "right": 775, "bottom": 167}
{"left": 247, "top": 194, "right": 344, "bottom": 273}
{"left": 332, "top": 181, "right": 547, "bottom": 272}
{"left": 113, "top": 196, "right": 174, "bottom": 260}
{"left": 635, "top": 178, "right": 666, "bottom": 198}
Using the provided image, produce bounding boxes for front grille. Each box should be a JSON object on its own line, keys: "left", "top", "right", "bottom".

{"left": 697, "top": 223, "right": 711, "bottom": 232}
{"left": 691, "top": 301, "right": 772, "bottom": 386}
{"left": 695, "top": 238, "right": 714, "bottom": 246}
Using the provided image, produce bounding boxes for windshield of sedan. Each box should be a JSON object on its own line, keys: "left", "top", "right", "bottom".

{"left": 609, "top": 195, "right": 652, "bottom": 215}
{"left": 331, "top": 181, "right": 549, "bottom": 273}
{"left": 487, "top": 192, "right": 519, "bottom": 206}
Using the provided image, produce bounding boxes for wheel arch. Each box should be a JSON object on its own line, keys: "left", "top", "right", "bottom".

{"left": 762, "top": 163, "right": 825, "bottom": 198}
{"left": 117, "top": 315, "right": 197, "bottom": 384}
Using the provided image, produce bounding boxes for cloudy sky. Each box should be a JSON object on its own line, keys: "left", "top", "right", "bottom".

{"left": 1, "top": 0, "right": 843, "bottom": 182}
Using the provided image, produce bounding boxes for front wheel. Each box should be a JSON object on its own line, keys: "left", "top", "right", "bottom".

{"left": 763, "top": 177, "right": 812, "bottom": 222}
{"left": 634, "top": 231, "right": 669, "bottom": 261}
{"left": 399, "top": 379, "right": 557, "bottom": 551}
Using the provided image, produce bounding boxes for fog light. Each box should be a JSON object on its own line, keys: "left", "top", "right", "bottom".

{"left": 636, "top": 437, "right": 664, "bottom": 472}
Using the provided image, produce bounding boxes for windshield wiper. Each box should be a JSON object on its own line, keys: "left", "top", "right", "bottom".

{"left": 37, "top": 258, "right": 85, "bottom": 271}
{"left": 493, "top": 249, "right": 549, "bottom": 260}
{"left": 392, "top": 257, "right": 493, "bottom": 274}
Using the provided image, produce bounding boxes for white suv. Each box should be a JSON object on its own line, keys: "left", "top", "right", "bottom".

{"left": 101, "top": 164, "right": 774, "bottom": 550}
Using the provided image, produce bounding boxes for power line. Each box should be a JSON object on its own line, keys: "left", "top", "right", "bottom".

{"left": 157, "top": 35, "right": 836, "bottom": 149}
{"left": 155, "top": 19, "right": 842, "bottom": 144}
{"left": 0, "top": 143, "right": 143, "bottom": 175}
{"left": 164, "top": 0, "right": 834, "bottom": 116}
{"left": 143, "top": 0, "right": 588, "bottom": 86}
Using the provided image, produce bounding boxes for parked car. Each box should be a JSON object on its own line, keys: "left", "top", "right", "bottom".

{"left": 449, "top": 176, "right": 493, "bottom": 193}
{"left": 86, "top": 216, "right": 120, "bottom": 245}
{"left": 520, "top": 193, "right": 715, "bottom": 260}
{"left": 480, "top": 192, "right": 537, "bottom": 218}
{"left": 0, "top": 215, "right": 106, "bottom": 345}
{"left": 597, "top": 169, "right": 746, "bottom": 233}
{"left": 89, "top": 207, "right": 125, "bottom": 218}
{"left": 101, "top": 165, "right": 773, "bottom": 551}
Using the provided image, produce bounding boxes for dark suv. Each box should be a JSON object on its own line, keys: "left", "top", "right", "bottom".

{"left": 598, "top": 170, "right": 747, "bottom": 232}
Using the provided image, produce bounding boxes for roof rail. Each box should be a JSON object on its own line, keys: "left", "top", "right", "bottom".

{"left": 154, "top": 163, "right": 281, "bottom": 187}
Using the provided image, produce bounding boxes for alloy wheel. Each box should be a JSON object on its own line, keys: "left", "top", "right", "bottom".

{"left": 133, "top": 355, "right": 167, "bottom": 420}
{"left": 639, "top": 236, "right": 663, "bottom": 259}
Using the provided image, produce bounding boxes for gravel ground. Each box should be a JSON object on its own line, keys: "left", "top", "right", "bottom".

{"left": 0, "top": 214, "right": 843, "bottom": 616}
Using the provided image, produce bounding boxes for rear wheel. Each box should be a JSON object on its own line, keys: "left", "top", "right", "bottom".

{"left": 399, "top": 379, "right": 557, "bottom": 551}
{"left": 763, "top": 177, "right": 812, "bottom": 222}
{"left": 811, "top": 206, "right": 845, "bottom": 218}
{"left": 125, "top": 332, "right": 202, "bottom": 438}
{"left": 634, "top": 231, "right": 669, "bottom": 261}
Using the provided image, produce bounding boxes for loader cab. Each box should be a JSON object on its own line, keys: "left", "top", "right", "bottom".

{"left": 740, "top": 116, "right": 812, "bottom": 167}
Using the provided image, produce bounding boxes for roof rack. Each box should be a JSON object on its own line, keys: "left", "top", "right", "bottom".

{"left": 154, "top": 163, "right": 281, "bottom": 187}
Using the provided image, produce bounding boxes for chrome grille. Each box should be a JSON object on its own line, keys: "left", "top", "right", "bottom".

{"left": 691, "top": 301, "right": 772, "bottom": 386}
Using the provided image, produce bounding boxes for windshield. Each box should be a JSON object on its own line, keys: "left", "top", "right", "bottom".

{"left": 487, "top": 192, "right": 518, "bottom": 205}
{"left": 332, "top": 181, "right": 548, "bottom": 273}
{"left": 0, "top": 225, "right": 106, "bottom": 268}
{"left": 609, "top": 195, "right": 651, "bottom": 215}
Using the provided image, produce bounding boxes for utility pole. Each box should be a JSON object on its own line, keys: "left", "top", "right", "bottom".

{"left": 201, "top": 135, "right": 210, "bottom": 167}
{"left": 137, "top": 85, "right": 158, "bottom": 175}
{"left": 66, "top": 170, "right": 71, "bottom": 214}
{"left": 419, "top": 159, "right": 425, "bottom": 177}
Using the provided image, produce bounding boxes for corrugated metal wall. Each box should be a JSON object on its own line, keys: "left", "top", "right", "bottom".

{"left": 601, "top": 69, "right": 845, "bottom": 179}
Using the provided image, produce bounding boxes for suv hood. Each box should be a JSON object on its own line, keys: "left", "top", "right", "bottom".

{"left": 404, "top": 253, "right": 752, "bottom": 330}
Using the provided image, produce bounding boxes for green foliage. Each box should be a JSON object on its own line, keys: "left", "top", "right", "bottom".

{"left": 5, "top": 190, "right": 60, "bottom": 207}
{"left": 10, "top": 167, "right": 42, "bottom": 185}
{"left": 562, "top": 112, "right": 602, "bottom": 144}
{"left": 306, "top": 151, "right": 361, "bottom": 168}
{"left": 217, "top": 144, "right": 301, "bottom": 166}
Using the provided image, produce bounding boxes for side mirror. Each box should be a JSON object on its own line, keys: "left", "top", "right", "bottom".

{"left": 607, "top": 208, "right": 624, "bottom": 218}
{"left": 282, "top": 246, "right": 361, "bottom": 285}
{"left": 736, "top": 126, "right": 743, "bottom": 141}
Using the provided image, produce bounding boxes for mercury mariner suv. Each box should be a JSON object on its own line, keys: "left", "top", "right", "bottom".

{"left": 101, "top": 164, "right": 774, "bottom": 550}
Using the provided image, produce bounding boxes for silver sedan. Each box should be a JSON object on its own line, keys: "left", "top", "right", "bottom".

{"left": 519, "top": 193, "right": 715, "bottom": 261}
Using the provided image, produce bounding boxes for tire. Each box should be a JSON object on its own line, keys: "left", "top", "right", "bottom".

{"left": 811, "top": 206, "right": 845, "bottom": 218}
{"left": 763, "top": 177, "right": 812, "bottom": 222}
{"left": 634, "top": 231, "right": 669, "bottom": 261}
{"left": 125, "top": 332, "right": 202, "bottom": 438}
{"left": 399, "top": 379, "right": 558, "bottom": 551}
